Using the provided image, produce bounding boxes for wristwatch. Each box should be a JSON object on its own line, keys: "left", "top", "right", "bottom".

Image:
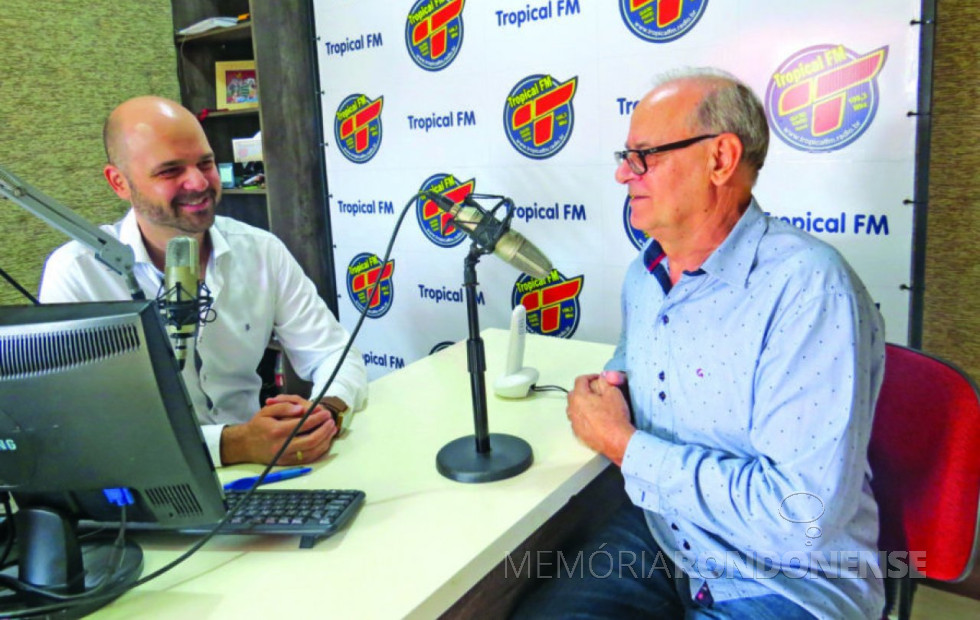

{"left": 319, "top": 396, "right": 350, "bottom": 431}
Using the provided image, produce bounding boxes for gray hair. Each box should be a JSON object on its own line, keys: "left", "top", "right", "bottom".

{"left": 652, "top": 67, "right": 769, "bottom": 179}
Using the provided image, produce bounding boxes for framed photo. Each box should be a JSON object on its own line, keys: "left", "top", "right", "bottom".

{"left": 215, "top": 60, "right": 258, "bottom": 110}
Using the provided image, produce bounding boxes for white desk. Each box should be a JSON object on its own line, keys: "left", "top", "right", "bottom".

{"left": 94, "top": 329, "right": 616, "bottom": 619}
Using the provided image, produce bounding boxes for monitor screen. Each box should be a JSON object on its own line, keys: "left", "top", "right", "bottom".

{"left": 0, "top": 300, "right": 227, "bottom": 614}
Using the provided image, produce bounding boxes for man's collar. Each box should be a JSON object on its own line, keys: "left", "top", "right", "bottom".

{"left": 208, "top": 216, "right": 230, "bottom": 261}
{"left": 119, "top": 209, "right": 154, "bottom": 266}
{"left": 698, "top": 199, "right": 766, "bottom": 289}
{"left": 641, "top": 238, "right": 667, "bottom": 273}
{"left": 119, "top": 209, "right": 230, "bottom": 268}
{"left": 640, "top": 199, "right": 765, "bottom": 288}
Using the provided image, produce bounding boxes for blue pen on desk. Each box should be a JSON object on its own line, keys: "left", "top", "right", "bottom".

{"left": 223, "top": 466, "right": 312, "bottom": 491}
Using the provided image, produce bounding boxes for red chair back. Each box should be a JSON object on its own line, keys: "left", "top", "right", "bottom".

{"left": 868, "top": 343, "right": 980, "bottom": 582}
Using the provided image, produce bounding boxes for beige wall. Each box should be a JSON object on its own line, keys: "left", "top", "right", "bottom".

{"left": 923, "top": 0, "right": 980, "bottom": 598}
{"left": 0, "top": 0, "right": 178, "bottom": 304}
{"left": 924, "top": 1, "right": 980, "bottom": 380}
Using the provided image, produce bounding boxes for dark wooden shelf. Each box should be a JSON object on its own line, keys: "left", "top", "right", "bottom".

{"left": 172, "top": 0, "right": 337, "bottom": 311}
{"left": 202, "top": 108, "right": 259, "bottom": 119}
{"left": 175, "top": 21, "right": 252, "bottom": 46}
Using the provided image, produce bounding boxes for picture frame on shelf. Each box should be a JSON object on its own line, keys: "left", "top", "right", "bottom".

{"left": 215, "top": 60, "right": 258, "bottom": 110}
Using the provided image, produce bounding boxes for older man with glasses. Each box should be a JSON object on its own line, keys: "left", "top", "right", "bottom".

{"left": 513, "top": 68, "right": 886, "bottom": 620}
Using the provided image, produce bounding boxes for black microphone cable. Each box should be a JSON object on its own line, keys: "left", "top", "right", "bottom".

{"left": 0, "top": 266, "right": 39, "bottom": 306}
{"left": 424, "top": 191, "right": 516, "bottom": 254}
{"left": 530, "top": 384, "right": 569, "bottom": 394}
{"left": 0, "top": 505, "right": 131, "bottom": 603}
{"left": 1, "top": 191, "right": 424, "bottom": 619}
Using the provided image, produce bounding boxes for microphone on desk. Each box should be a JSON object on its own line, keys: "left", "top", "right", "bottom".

{"left": 422, "top": 191, "right": 553, "bottom": 279}
{"left": 421, "top": 191, "right": 546, "bottom": 483}
{"left": 159, "top": 236, "right": 214, "bottom": 370}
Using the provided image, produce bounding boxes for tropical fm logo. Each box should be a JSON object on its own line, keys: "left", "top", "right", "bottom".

{"left": 766, "top": 44, "right": 888, "bottom": 152}
{"left": 619, "top": 0, "right": 708, "bottom": 43}
{"left": 346, "top": 252, "right": 395, "bottom": 318}
{"left": 622, "top": 195, "right": 649, "bottom": 250}
{"left": 512, "top": 270, "right": 584, "bottom": 339}
{"left": 335, "top": 94, "right": 384, "bottom": 163}
{"left": 416, "top": 173, "right": 476, "bottom": 248}
{"left": 406, "top": 0, "right": 465, "bottom": 71}
{"left": 503, "top": 74, "right": 578, "bottom": 159}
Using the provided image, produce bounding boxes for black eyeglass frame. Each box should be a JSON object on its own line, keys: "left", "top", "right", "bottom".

{"left": 614, "top": 133, "right": 720, "bottom": 175}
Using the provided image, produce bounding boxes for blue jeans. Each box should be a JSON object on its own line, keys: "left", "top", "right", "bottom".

{"left": 511, "top": 504, "right": 816, "bottom": 619}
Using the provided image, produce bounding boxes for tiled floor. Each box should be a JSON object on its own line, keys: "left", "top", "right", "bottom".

{"left": 910, "top": 585, "right": 980, "bottom": 619}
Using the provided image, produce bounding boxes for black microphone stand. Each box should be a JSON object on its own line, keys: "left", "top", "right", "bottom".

{"left": 436, "top": 221, "right": 533, "bottom": 483}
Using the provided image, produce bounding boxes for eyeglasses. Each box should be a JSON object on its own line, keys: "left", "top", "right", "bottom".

{"left": 614, "top": 134, "right": 719, "bottom": 175}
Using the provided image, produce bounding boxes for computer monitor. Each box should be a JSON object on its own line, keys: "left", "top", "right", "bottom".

{"left": 0, "top": 300, "right": 227, "bottom": 614}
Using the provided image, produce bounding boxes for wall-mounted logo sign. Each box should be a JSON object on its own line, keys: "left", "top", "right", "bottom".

{"left": 765, "top": 44, "right": 888, "bottom": 153}
{"left": 503, "top": 74, "right": 578, "bottom": 159}
{"left": 619, "top": 0, "right": 708, "bottom": 43}
{"left": 622, "top": 195, "right": 649, "bottom": 250}
{"left": 405, "top": 0, "right": 466, "bottom": 71}
{"left": 335, "top": 94, "right": 384, "bottom": 163}
{"left": 511, "top": 270, "right": 584, "bottom": 338}
{"left": 346, "top": 252, "right": 395, "bottom": 318}
{"left": 416, "top": 173, "right": 476, "bottom": 248}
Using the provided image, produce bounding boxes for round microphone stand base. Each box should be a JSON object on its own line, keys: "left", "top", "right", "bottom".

{"left": 436, "top": 433, "right": 533, "bottom": 483}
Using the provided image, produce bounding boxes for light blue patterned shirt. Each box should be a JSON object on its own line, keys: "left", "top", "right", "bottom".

{"left": 608, "top": 200, "right": 886, "bottom": 619}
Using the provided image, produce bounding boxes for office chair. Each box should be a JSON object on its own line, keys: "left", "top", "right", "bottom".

{"left": 868, "top": 343, "right": 980, "bottom": 620}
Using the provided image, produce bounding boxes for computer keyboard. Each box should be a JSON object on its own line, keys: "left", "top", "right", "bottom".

{"left": 181, "top": 488, "right": 365, "bottom": 548}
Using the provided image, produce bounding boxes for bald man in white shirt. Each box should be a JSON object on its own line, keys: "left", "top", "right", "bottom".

{"left": 40, "top": 96, "right": 367, "bottom": 467}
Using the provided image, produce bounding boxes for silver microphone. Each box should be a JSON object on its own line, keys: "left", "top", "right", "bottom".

{"left": 424, "top": 192, "right": 553, "bottom": 279}
{"left": 163, "top": 237, "right": 200, "bottom": 370}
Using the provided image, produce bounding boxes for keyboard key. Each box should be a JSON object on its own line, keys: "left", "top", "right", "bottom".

{"left": 177, "top": 488, "right": 366, "bottom": 548}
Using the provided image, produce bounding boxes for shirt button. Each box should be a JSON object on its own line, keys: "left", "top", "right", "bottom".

{"left": 661, "top": 315, "right": 669, "bottom": 325}
{"left": 683, "top": 541, "right": 691, "bottom": 550}
{"left": 696, "top": 583, "right": 714, "bottom": 605}
{"left": 671, "top": 523, "right": 679, "bottom": 530}
{"left": 658, "top": 371, "right": 665, "bottom": 381}
{"left": 659, "top": 391, "right": 666, "bottom": 401}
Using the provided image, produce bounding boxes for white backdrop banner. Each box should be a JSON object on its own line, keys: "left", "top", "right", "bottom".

{"left": 312, "top": 0, "right": 922, "bottom": 380}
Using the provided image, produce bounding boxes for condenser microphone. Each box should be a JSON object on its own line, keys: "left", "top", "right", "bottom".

{"left": 493, "top": 305, "right": 539, "bottom": 398}
{"left": 424, "top": 191, "right": 553, "bottom": 279}
{"left": 163, "top": 236, "right": 200, "bottom": 370}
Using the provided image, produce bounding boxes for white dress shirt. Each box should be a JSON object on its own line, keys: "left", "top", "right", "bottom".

{"left": 39, "top": 210, "right": 367, "bottom": 466}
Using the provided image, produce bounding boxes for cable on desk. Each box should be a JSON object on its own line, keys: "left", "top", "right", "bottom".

{"left": 0, "top": 493, "right": 14, "bottom": 569}
{"left": 3, "top": 194, "right": 425, "bottom": 618}
{"left": 0, "top": 504, "right": 129, "bottom": 604}
{"left": 531, "top": 384, "right": 569, "bottom": 394}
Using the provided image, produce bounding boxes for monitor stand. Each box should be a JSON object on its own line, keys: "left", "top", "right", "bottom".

{"left": 0, "top": 507, "right": 143, "bottom": 618}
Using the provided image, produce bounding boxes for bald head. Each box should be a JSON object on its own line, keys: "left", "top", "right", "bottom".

{"left": 103, "top": 96, "right": 204, "bottom": 171}
{"left": 646, "top": 69, "right": 769, "bottom": 181}
{"left": 100, "top": 95, "right": 220, "bottom": 245}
